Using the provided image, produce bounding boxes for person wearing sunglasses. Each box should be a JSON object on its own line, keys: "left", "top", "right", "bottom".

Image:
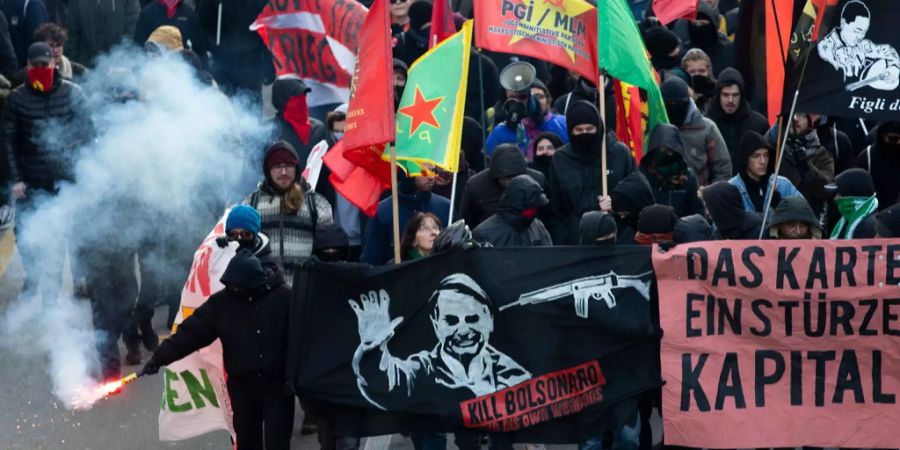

{"left": 217, "top": 205, "right": 282, "bottom": 281}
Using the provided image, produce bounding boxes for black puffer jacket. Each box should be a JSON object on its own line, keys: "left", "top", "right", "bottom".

{"left": 706, "top": 68, "right": 769, "bottom": 164}
{"left": 702, "top": 181, "right": 763, "bottom": 240}
{"left": 472, "top": 175, "right": 552, "bottom": 247}
{"left": 639, "top": 124, "right": 704, "bottom": 217}
{"left": 150, "top": 250, "right": 291, "bottom": 380}
{"left": 2, "top": 72, "right": 87, "bottom": 190}
{"left": 459, "top": 144, "right": 548, "bottom": 229}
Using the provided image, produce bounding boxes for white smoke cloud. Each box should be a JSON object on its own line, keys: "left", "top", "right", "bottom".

{"left": 0, "top": 44, "right": 272, "bottom": 409}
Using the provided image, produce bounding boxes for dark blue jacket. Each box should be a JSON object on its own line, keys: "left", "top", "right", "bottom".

{"left": 361, "top": 189, "right": 450, "bottom": 265}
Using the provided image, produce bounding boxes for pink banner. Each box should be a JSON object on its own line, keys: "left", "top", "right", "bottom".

{"left": 654, "top": 240, "right": 900, "bottom": 448}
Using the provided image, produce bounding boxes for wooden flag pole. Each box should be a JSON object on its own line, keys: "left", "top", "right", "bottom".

{"left": 389, "top": 145, "right": 402, "bottom": 263}
{"left": 599, "top": 72, "right": 609, "bottom": 196}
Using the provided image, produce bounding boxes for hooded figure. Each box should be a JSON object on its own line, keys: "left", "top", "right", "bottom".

{"left": 392, "top": 0, "right": 431, "bottom": 66}
{"left": 767, "top": 196, "right": 822, "bottom": 239}
{"left": 553, "top": 76, "right": 618, "bottom": 125}
{"left": 728, "top": 131, "right": 802, "bottom": 217}
{"left": 706, "top": 67, "right": 770, "bottom": 163}
{"left": 674, "top": 214, "right": 713, "bottom": 243}
{"left": 579, "top": 211, "right": 617, "bottom": 245}
{"left": 271, "top": 78, "right": 327, "bottom": 165}
{"left": 246, "top": 141, "right": 334, "bottom": 284}
{"left": 640, "top": 124, "right": 705, "bottom": 217}
{"left": 855, "top": 120, "right": 900, "bottom": 210}
{"left": 702, "top": 181, "right": 763, "bottom": 240}
{"left": 547, "top": 101, "right": 637, "bottom": 244}
{"left": 472, "top": 175, "right": 553, "bottom": 247}
{"left": 460, "top": 144, "right": 549, "bottom": 229}
{"left": 685, "top": 2, "right": 734, "bottom": 77}
{"left": 875, "top": 203, "right": 900, "bottom": 238}
{"left": 661, "top": 77, "right": 731, "bottom": 185}
{"left": 828, "top": 168, "right": 878, "bottom": 239}
{"left": 142, "top": 249, "right": 294, "bottom": 450}
{"left": 643, "top": 26, "right": 682, "bottom": 72}
{"left": 634, "top": 204, "right": 678, "bottom": 245}
{"left": 609, "top": 172, "right": 656, "bottom": 244}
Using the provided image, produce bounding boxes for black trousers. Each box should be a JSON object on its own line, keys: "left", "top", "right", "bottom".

{"left": 227, "top": 377, "right": 295, "bottom": 450}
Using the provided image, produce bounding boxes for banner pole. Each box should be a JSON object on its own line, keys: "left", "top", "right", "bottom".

{"left": 758, "top": 47, "right": 813, "bottom": 239}
{"left": 216, "top": 2, "right": 223, "bottom": 46}
{"left": 477, "top": 47, "right": 488, "bottom": 169}
{"left": 599, "top": 72, "right": 609, "bottom": 196}
{"left": 389, "top": 145, "right": 402, "bottom": 263}
{"left": 448, "top": 171, "right": 458, "bottom": 225}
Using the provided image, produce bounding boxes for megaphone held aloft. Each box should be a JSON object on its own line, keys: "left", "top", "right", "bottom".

{"left": 499, "top": 61, "right": 537, "bottom": 93}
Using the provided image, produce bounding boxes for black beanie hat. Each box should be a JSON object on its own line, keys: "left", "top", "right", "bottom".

{"left": 661, "top": 77, "right": 690, "bottom": 103}
{"left": 832, "top": 168, "right": 876, "bottom": 197}
{"left": 220, "top": 249, "right": 269, "bottom": 294}
{"left": 565, "top": 100, "right": 603, "bottom": 135}
{"left": 409, "top": 1, "right": 433, "bottom": 30}
{"left": 637, "top": 204, "right": 678, "bottom": 234}
{"left": 611, "top": 191, "right": 637, "bottom": 215}
{"left": 643, "top": 26, "right": 680, "bottom": 59}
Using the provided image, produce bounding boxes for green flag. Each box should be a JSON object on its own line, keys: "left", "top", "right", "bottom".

{"left": 393, "top": 20, "right": 472, "bottom": 174}
{"left": 597, "top": 0, "right": 668, "bottom": 133}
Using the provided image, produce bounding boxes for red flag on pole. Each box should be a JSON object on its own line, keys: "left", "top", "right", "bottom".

{"left": 323, "top": 141, "right": 389, "bottom": 217}
{"left": 652, "top": 0, "right": 699, "bottom": 26}
{"left": 429, "top": 0, "right": 457, "bottom": 48}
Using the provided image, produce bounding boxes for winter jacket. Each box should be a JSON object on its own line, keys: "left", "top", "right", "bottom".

{"left": 134, "top": 1, "right": 207, "bottom": 59}
{"left": 816, "top": 121, "right": 856, "bottom": 175}
{"left": 678, "top": 102, "right": 732, "bottom": 185}
{"left": 854, "top": 126, "right": 900, "bottom": 211}
{"left": 727, "top": 130, "right": 802, "bottom": 219}
{"left": 150, "top": 251, "right": 291, "bottom": 380}
{"left": 0, "top": 0, "right": 47, "bottom": 67}
{"left": 460, "top": 145, "right": 548, "bottom": 229}
{"left": 702, "top": 181, "right": 763, "bottom": 240}
{"left": 196, "top": 0, "right": 272, "bottom": 92}
{"left": 9, "top": 56, "right": 88, "bottom": 88}
{"left": 485, "top": 114, "right": 568, "bottom": 158}
{"left": 65, "top": 0, "right": 140, "bottom": 66}
{"left": 706, "top": 68, "right": 769, "bottom": 164}
{"left": 548, "top": 132, "right": 637, "bottom": 244}
{"left": 0, "top": 11, "right": 18, "bottom": 79}
{"left": 729, "top": 174, "right": 801, "bottom": 217}
{"left": 639, "top": 124, "right": 705, "bottom": 218}
{"left": 472, "top": 175, "right": 552, "bottom": 247}
{"left": 765, "top": 125, "right": 835, "bottom": 216}
{"left": 1, "top": 71, "right": 87, "bottom": 191}
{"left": 245, "top": 141, "right": 333, "bottom": 285}
{"left": 609, "top": 172, "right": 655, "bottom": 244}
{"left": 361, "top": 179, "right": 450, "bottom": 265}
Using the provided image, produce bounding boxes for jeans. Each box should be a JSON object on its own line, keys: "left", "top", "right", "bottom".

{"left": 579, "top": 410, "right": 641, "bottom": 450}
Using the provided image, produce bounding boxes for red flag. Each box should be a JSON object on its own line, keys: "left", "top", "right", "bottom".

{"left": 322, "top": 141, "right": 389, "bottom": 217}
{"left": 810, "top": 0, "right": 839, "bottom": 41}
{"left": 251, "top": 0, "right": 367, "bottom": 106}
{"left": 613, "top": 80, "right": 646, "bottom": 162}
{"left": 429, "top": 0, "right": 456, "bottom": 48}
{"left": 652, "top": 0, "right": 698, "bottom": 26}
{"left": 474, "top": 0, "right": 598, "bottom": 82}
{"left": 342, "top": 0, "right": 395, "bottom": 153}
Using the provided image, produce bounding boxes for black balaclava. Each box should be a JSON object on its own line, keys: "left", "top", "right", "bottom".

{"left": 877, "top": 121, "right": 900, "bottom": 163}
{"left": 661, "top": 77, "right": 692, "bottom": 127}
{"left": 579, "top": 211, "right": 618, "bottom": 245}
{"left": 689, "top": 4, "right": 719, "bottom": 50}
{"left": 565, "top": 100, "right": 605, "bottom": 156}
{"left": 643, "top": 26, "right": 681, "bottom": 71}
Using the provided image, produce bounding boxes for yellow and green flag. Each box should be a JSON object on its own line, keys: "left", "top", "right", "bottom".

{"left": 393, "top": 20, "right": 472, "bottom": 174}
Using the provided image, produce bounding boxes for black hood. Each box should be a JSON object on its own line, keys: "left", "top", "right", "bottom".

{"left": 220, "top": 249, "right": 270, "bottom": 295}
{"left": 709, "top": 67, "right": 752, "bottom": 120}
{"left": 489, "top": 144, "right": 528, "bottom": 179}
{"left": 690, "top": 2, "right": 721, "bottom": 51}
{"left": 674, "top": 214, "right": 713, "bottom": 243}
{"left": 565, "top": 100, "right": 604, "bottom": 136}
{"left": 261, "top": 140, "right": 302, "bottom": 192}
{"left": 271, "top": 78, "right": 310, "bottom": 112}
{"left": 734, "top": 131, "right": 773, "bottom": 176}
{"left": 579, "top": 211, "right": 617, "bottom": 245}
{"left": 497, "top": 174, "right": 549, "bottom": 226}
{"left": 702, "top": 181, "right": 760, "bottom": 238}
{"left": 314, "top": 223, "right": 350, "bottom": 250}
{"left": 645, "top": 123, "right": 686, "bottom": 158}
{"left": 611, "top": 172, "right": 656, "bottom": 215}
{"left": 767, "top": 196, "right": 822, "bottom": 238}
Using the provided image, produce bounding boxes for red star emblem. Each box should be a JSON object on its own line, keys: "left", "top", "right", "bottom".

{"left": 398, "top": 86, "right": 443, "bottom": 137}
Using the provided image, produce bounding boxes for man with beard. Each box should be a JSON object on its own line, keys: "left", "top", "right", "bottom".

{"left": 546, "top": 100, "right": 636, "bottom": 244}
{"left": 766, "top": 113, "right": 835, "bottom": 216}
{"left": 767, "top": 197, "right": 823, "bottom": 239}
{"left": 706, "top": 68, "right": 770, "bottom": 164}
{"left": 661, "top": 77, "right": 731, "bottom": 185}
{"left": 350, "top": 273, "right": 530, "bottom": 407}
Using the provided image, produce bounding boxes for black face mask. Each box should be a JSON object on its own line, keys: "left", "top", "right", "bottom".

{"left": 652, "top": 55, "right": 681, "bottom": 71}
{"left": 236, "top": 239, "right": 255, "bottom": 250}
{"left": 689, "top": 22, "right": 718, "bottom": 49}
{"left": 666, "top": 101, "right": 690, "bottom": 127}
{"left": 691, "top": 75, "right": 716, "bottom": 96}
{"left": 315, "top": 247, "right": 348, "bottom": 262}
{"left": 533, "top": 154, "right": 553, "bottom": 167}
{"left": 571, "top": 132, "right": 599, "bottom": 153}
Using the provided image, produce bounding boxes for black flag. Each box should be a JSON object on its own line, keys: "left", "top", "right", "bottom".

{"left": 289, "top": 247, "right": 661, "bottom": 441}
{"left": 792, "top": 0, "right": 900, "bottom": 119}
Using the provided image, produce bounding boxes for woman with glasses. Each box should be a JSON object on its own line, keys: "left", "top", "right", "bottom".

{"left": 398, "top": 212, "right": 442, "bottom": 262}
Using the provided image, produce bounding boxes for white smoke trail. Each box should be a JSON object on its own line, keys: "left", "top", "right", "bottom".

{"left": 0, "top": 44, "right": 272, "bottom": 409}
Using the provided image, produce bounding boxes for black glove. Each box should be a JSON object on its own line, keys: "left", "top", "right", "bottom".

{"left": 141, "top": 358, "right": 161, "bottom": 376}
{"left": 215, "top": 236, "right": 230, "bottom": 248}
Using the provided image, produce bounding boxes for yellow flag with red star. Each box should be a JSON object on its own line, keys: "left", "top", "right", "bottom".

{"left": 393, "top": 20, "right": 473, "bottom": 174}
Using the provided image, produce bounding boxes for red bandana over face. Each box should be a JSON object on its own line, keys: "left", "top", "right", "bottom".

{"left": 283, "top": 95, "right": 311, "bottom": 145}
{"left": 27, "top": 66, "right": 54, "bottom": 92}
{"left": 159, "top": 0, "right": 179, "bottom": 18}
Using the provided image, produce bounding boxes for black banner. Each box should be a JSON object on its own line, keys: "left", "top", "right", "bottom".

{"left": 792, "top": 0, "right": 900, "bottom": 119}
{"left": 290, "top": 247, "right": 661, "bottom": 441}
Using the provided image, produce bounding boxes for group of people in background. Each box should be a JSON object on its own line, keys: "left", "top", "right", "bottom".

{"left": 2, "top": 0, "right": 900, "bottom": 449}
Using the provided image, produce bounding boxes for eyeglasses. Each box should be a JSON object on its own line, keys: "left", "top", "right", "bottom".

{"left": 270, "top": 163, "right": 295, "bottom": 173}
{"left": 390, "top": 0, "right": 407, "bottom": 4}
{"left": 418, "top": 224, "right": 441, "bottom": 233}
{"left": 228, "top": 230, "right": 254, "bottom": 241}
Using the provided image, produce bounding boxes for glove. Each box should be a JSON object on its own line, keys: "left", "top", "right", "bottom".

{"left": 215, "top": 236, "right": 229, "bottom": 248}
{"left": 141, "top": 358, "right": 161, "bottom": 376}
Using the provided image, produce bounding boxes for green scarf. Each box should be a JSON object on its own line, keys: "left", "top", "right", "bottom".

{"left": 830, "top": 195, "right": 878, "bottom": 239}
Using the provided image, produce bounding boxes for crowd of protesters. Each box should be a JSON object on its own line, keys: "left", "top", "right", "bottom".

{"left": 2, "top": 0, "right": 900, "bottom": 449}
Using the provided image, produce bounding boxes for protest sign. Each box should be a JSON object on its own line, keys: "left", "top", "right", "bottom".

{"left": 656, "top": 240, "right": 900, "bottom": 448}
{"left": 290, "top": 247, "right": 661, "bottom": 440}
